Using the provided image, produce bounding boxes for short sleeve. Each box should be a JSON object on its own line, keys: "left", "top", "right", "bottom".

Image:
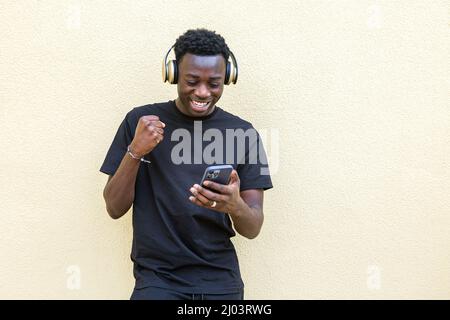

{"left": 237, "top": 129, "right": 273, "bottom": 192}
{"left": 99, "top": 110, "right": 136, "bottom": 176}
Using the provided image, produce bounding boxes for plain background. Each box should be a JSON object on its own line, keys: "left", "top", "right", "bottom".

{"left": 0, "top": 0, "right": 449, "bottom": 299}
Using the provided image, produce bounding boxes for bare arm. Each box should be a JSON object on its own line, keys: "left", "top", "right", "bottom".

{"left": 102, "top": 115, "right": 165, "bottom": 219}
{"left": 102, "top": 154, "right": 141, "bottom": 219}
{"left": 229, "top": 189, "right": 264, "bottom": 239}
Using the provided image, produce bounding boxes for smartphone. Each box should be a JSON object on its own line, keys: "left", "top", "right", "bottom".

{"left": 200, "top": 165, "right": 233, "bottom": 188}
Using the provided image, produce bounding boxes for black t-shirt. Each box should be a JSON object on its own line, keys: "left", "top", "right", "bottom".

{"left": 100, "top": 100, "right": 273, "bottom": 294}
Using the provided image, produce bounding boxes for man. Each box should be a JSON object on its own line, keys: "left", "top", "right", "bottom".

{"left": 100, "top": 29, "right": 272, "bottom": 300}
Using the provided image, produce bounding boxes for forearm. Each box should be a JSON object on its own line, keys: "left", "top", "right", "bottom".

{"left": 229, "top": 198, "right": 264, "bottom": 239}
{"left": 103, "top": 153, "right": 141, "bottom": 219}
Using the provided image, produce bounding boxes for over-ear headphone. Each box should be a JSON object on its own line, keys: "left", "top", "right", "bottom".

{"left": 162, "top": 45, "right": 238, "bottom": 85}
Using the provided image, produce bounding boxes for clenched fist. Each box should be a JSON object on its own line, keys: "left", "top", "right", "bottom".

{"left": 129, "top": 115, "right": 165, "bottom": 157}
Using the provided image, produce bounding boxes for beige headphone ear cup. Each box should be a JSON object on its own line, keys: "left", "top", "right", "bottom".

{"left": 225, "top": 58, "right": 238, "bottom": 85}
{"left": 228, "top": 61, "right": 236, "bottom": 85}
{"left": 232, "top": 63, "right": 238, "bottom": 84}
{"left": 227, "top": 50, "right": 238, "bottom": 84}
{"left": 224, "top": 61, "right": 231, "bottom": 85}
{"left": 162, "top": 58, "right": 168, "bottom": 82}
{"left": 167, "top": 60, "right": 178, "bottom": 84}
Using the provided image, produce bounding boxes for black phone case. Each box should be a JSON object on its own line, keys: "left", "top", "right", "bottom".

{"left": 200, "top": 165, "right": 233, "bottom": 186}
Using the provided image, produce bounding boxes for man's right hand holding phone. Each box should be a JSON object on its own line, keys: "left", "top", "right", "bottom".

{"left": 189, "top": 170, "right": 246, "bottom": 218}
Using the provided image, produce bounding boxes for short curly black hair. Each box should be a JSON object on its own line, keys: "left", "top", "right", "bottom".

{"left": 174, "top": 28, "right": 230, "bottom": 63}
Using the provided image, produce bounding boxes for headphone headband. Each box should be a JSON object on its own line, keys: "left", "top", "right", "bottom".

{"left": 162, "top": 45, "right": 238, "bottom": 85}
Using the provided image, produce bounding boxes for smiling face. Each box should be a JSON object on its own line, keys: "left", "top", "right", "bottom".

{"left": 175, "top": 53, "right": 226, "bottom": 117}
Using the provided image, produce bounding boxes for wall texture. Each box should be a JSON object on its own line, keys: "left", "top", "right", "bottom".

{"left": 1, "top": 0, "right": 449, "bottom": 299}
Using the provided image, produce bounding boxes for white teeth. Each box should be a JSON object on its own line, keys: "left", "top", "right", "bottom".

{"left": 192, "top": 100, "right": 209, "bottom": 107}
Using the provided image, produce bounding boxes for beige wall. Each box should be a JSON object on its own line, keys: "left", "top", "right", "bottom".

{"left": 1, "top": 0, "right": 449, "bottom": 299}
